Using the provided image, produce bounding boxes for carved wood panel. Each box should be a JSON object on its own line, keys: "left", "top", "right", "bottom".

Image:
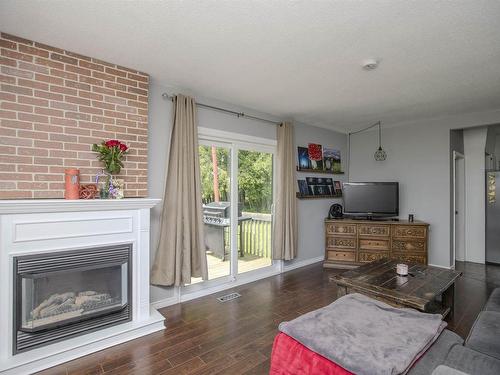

{"left": 358, "top": 225, "right": 390, "bottom": 237}
{"left": 359, "top": 251, "right": 390, "bottom": 263}
{"left": 392, "top": 240, "right": 426, "bottom": 252}
{"left": 390, "top": 252, "right": 427, "bottom": 265}
{"left": 326, "top": 236, "right": 356, "bottom": 249}
{"left": 326, "top": 223, "right": 356, "bottom": 237}
{"left": 392, "top": 226, "right": 427, "bottom": 239}
{"left": 359, "top": 238, "right": 390, "bottom": 251}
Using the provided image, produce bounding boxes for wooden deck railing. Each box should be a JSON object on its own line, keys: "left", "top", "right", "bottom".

{"left": 240, "top": 213, "right": 272, "bottom": 259}
{"left": 223, "top": 213, "right": 272, "bottom": 259}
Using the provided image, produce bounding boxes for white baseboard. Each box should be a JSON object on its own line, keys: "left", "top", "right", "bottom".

{"left": 151, "top": 295, "right": 180, "bottom": 310}
{"left": 282, "top": 256, "right": 324, "bottom": 272}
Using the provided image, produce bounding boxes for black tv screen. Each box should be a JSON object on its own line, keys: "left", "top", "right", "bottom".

{"left": 343, "top": 182, "right": 399, "bottom": 217}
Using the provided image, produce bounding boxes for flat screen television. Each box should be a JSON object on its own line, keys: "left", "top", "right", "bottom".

{"left": 342, "top": 182, "right": 399, "bottom": 218}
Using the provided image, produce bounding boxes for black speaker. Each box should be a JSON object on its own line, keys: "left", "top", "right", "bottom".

{"left": 328, "top": 203, "right": 343, "bottom": 219}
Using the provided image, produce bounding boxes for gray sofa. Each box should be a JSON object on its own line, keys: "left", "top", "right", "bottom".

{"left": 410, "top": 288, "right": 500, "bottom": 375}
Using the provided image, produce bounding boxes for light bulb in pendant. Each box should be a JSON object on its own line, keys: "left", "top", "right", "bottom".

{"left": 374, "top": 146, "right": 387, "bottom": 161}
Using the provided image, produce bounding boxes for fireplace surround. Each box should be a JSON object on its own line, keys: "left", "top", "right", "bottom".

{"left": 0, "top": 198, "right": 164, "bottom": 375}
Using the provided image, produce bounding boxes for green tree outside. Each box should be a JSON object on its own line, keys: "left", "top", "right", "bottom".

{"left": 199, "top": 146, "right": 273, "bottom": 214}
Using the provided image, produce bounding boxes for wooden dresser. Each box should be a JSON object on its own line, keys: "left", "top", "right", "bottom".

{"left": 324, "top": 218, "right": 429, "bottom": 268}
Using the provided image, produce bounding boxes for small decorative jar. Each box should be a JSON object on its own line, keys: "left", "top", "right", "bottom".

{"left": 396, "top": 263, "right": 409, "bottom": 276}
{"left": 64, "top": 169, "right": 80, "bottom": 200}
{"left": 95, "top": 169, "right": 111, "bottom": 199}
{"left": 109, "top": 178, "right": 124, "bottom": 199}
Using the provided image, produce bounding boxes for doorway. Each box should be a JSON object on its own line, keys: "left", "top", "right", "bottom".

{"left": 453, "top": 151, "right": 466, "bottom": 265}
{"left": 183, "top": 128, "right": 279, "bottom": 296}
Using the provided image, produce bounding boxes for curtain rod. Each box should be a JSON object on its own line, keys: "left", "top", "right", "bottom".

{"left": 161, "top": 92, "right": 281, "bottom": 126}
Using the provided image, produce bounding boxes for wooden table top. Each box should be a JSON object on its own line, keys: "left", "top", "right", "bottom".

{"left": 331, "top": 258, "right": 462, "bottom": 311}
{"left": 324, "top": 218, "right": 429, "bottom": 226}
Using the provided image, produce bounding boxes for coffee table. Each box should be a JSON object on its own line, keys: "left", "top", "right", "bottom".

{"left": 331, "top": 258, "right": 462, "bottom": 318}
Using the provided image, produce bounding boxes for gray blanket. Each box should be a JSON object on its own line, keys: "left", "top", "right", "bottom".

{"left": 279, "top": 293, "right": 446, "bottom": 375}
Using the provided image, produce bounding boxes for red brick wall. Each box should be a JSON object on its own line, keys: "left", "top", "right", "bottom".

{"left": 0, "top": 32, "right": 148, "bottom": 199}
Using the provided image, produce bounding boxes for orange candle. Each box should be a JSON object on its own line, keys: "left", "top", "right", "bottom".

{"left": 64, "top": 169, "right": 80, "bottom": 200}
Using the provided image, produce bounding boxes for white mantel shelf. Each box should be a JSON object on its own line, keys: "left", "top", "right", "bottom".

{"left": 0, "top": 198, "right": 161, "bottom": 215}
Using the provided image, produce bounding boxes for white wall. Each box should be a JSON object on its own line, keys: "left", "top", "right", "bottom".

{"left": 148, "top": 79, "right": 347, "bottom": 303}
{"left": 463, "top": 127, "right": 488, "bottom": 264}
{"left": 349, "top": 109, "right": 500, "bottom": 268}
{"left": 148, "top": 81, "right": 175, "bottom": 302}
{"left": 291, "top": 124, "right": 347, "bottom": 265}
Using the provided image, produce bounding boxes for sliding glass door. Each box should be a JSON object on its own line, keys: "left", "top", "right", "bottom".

{"left": 185, "top": 131, "right": 277, "bottom": 291}
{"left": 237, "top": 149, "right": 273, "bottom": 274}
{"left": 197, "top": 143, "right": 232, "bottom": 282}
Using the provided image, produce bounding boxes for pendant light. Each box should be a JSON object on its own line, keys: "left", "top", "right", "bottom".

{"left": 347, "top": 120, "right": 387, "bottom": 178}
{"left": 374, "top": 121, "right": 387, "bottom": 161}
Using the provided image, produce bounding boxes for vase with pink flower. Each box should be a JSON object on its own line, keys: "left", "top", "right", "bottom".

{"left": 92, "top": 139, "right": 129, "bottom": 198}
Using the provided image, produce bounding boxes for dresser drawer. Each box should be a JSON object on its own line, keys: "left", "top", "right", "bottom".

{"left": 392, "top": 239, "right": 426, "bottom": 252}
{"left": 326, "top": 236, "right": 356, "bottom": 250}
{"left": 359, "top": 238, "right": 390, "bottom": 251}
{"left": 392, "top": 225, "right": 427, "bottom": 239}
{"left": 359, "top": 251, "right": 390, "bottom": 263}
{"left": 325, "top": 222, "right": 356, "bottom": 237}
{"left": 358, "top": 224, "right": 390, "bottom": 237}
{"left": 327, "top": 251, "right": 356, "bottom": 262}
{"left": 391, "top": 252, "right": 427, "bottom": 265}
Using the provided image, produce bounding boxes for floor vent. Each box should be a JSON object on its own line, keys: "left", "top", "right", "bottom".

{"left": 217, "top": 292, "right": 241, "bottom": 302}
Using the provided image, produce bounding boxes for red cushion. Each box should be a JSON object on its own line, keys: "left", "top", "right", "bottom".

{"left": 269, "top": 332, "right": 354, "bottom": 375}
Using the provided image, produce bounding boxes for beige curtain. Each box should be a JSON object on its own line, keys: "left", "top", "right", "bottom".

{"left": 272, "top": 121, "right": 298, "bottom": 260}
{"left": 151, "top": 94, "right": 208, "bottom": 286}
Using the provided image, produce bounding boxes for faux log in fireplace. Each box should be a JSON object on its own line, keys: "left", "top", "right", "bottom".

{"left": 13, "top": 244, "right": 132, "bottom": 353}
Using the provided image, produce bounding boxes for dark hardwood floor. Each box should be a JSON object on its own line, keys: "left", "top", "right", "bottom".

{"left": 36, "top": 260, "right": 500, "bottom": 375}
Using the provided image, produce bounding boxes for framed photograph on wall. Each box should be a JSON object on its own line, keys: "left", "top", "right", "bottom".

{"left": 306, "top": 177, "right": 332, "bottom": 196}
{"left": 308, "top": 143, "right": 323, "bottom": 170}
{"left": 325, "top": 178, "right": 334, "bottom": 195}
{"left": 323, "top": 148, "right": 336, "bottom": 172}
{"left": 297, "top": 147, "right": 311, "bottom": 169}
{"left": 332, "top": 150, "right": 341, "bottom": 173}
{"left": 334, "top": 180, "right": 342, "bottom": 195}
{"left": 306, "top": 177, "right": 317, "bottom": 195}
{"left": 297, "top": 179, "right": 309, "bottom": 195}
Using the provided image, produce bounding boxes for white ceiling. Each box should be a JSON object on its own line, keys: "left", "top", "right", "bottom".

{"left": 2, "top": 0, "right": 500, "bottom": 132}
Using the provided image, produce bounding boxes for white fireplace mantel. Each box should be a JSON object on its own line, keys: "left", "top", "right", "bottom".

{"left": 0, "top": 198, "right": 160, "bottom": 214}
{"left": 0, "top": 198, "right": 164, "bottom": 375}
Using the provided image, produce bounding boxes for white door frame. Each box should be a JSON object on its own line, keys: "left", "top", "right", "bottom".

{"left": 452, "top": 151, "right": 465, "bottom": 266}
{"left": 181, "top": 127, "right": 280, "bottom": 299}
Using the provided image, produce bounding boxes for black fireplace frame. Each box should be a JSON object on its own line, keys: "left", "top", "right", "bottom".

{"left": 13, "top": 243, "right": 133, "bottom": 354}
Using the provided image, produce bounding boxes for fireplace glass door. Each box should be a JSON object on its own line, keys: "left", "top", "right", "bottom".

{"left": 19, "top": 263, "right": 128, "bottom": 332}
{"left": 14, "top": 243, "right": 132, "bottom": 350}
